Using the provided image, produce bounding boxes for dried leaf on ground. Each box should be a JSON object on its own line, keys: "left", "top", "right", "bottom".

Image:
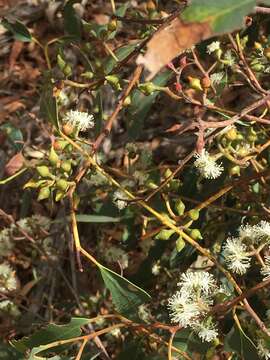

{"left": 5, "top": 152, "right": 24, "bottom": 176}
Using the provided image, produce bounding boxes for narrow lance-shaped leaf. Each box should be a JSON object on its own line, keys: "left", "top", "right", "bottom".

{"left": 99, "top": 265, "right": 151, "bottom": 320}
{"left": 1, "top": 18, "right": 32, "bottom": 42}
{"left": 40, "top": 80, "right": 59, "bottom": 131}
{"left": 11, "top": 318, "right": 90, "bottom": 355}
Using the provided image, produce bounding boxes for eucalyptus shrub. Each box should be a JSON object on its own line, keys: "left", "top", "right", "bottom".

{"left": 2, "top": 0, "right": 270, "bottom": 359}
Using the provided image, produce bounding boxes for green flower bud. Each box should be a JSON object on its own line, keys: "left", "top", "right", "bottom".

{"left": 61, "top": 160, "right": 72, "bottom": 173}
{"left": 250, "top": 59, "right": 264, "bottom": 72}
{"left": 49, "top": 147, "right": 59, "bottom": 166}
{"left": 123, "top": 96, "right": 131, "bottom": 107}
{"left": 188, "top": 76, "right": 203, "bottom": 91}
{"left": 55, "top": 190, "right": 65, "bottom": 202}
{"left": 176, "top": 236, "right": 185, "bottom": 252}
{"left": 189, "top": 229, "right": 203, "bottom": 240}
{"left": 229, "top": 165, "right": 241, "bottom": 176}
{"left": 175, "top": 199, "right": 185, "bottom": 216}
{"left": 54, "top": 139, "right": 69, "bottom": 151}
{"left": 24, "top": 178, "right": 47, "bottom": 189}
{"left": 63, "top": 64, "right": 72, "bottom": 77}
{"left": 56, "top": 179, "right": 69, "bottom": 192}
{"left": 188, "top": 209, "right": 200, "bottom": 221}
{"left": 155, "top": 229, "right": 175, "bottom": 241}
{"left": 37, "top": 166, "right": 52, "bottom": 178}
{"left": 107, "top": 19, "right": 117, "bottom": 32}
{"left": 139, "top": 82, "right": 157, "bottom": 96}
{"left": 81, "top": 71, "right": 94, "bottom": 79}
{"left": 164, "top": 168, "right": 173, "bottom": 178}
{"left": 37, "top": 186, "right": 50, "bottom": 201}
{"left": 169, "top": 179, "right": 181, "bottom": 192}
{"left": 105, "top": 75, "right": 120, "bottom": 86}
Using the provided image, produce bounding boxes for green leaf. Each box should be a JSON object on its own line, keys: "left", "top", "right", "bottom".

{"left": 224, "top": 325, "right": 260, "bottom": 360}
{"left": 76, "top": 214, "right": 121, "bottom": 223}
{"left": 12, "top": 318, "right": 89, "bottom": 355}
{"left": 103, "top": 43, "right": 139, "bottom": 74}
{"left": 99, "top": 265, "right": 151, "bottom": 319}
{"left": 1, "top": 18, "right": 32, "bottom": 42}
{"left": 182, "top": 0, "right": 256, "bottom": 33}
{"left": 63, "top": 0, "right": 82, "bottom": 39}
{"left": 40, "top": 78, "right": 59, "bottom": 131}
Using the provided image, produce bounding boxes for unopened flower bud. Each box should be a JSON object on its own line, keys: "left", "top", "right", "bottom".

{"left": 139, "top": 82, "right": 157, "bottom": 95}
{"left": 107, "top": 19, "right": 117, "bottom": 32}
{"left": 37, "top": 166, "right": 52, "bottom": 178}
{"left": 175, "top": 199, "right": 185, "bottom": 216}
{"left": 188, "top": 76, "right": 203, "bottom": 91}
{"left": 176, "top": 236, "right": 185, "bottom": 252}
{"left": 189, "top": 229, "right": 203, "bottom": 240}
{"left": 62, "top": 123, "right": 74, "bottom": 136}
{"left": 229, "top": 165, "right": 241, "bottom": 176}
{"left": 56, "top": 179, "right": 69, "bottom": 192}
{"left": 49, "top": 147, "right": 59, "bottom": 166}
{"left": 123, "top": 96, "right": 131, "bottom": 107}
{"left": 61, "top": 160, "right": 72, "bottom": 173}
{"left": 188, "top": 209, "right": 200, "bottom": 221}
{"left": 155, "top": 229, "right": 175, "bottom": 241}
{"left": 37, "top": 186, "right": 50, "bottom": 201}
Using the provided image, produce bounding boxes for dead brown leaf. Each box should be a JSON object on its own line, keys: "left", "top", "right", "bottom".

{"left": 9, "top": 40, "right": 24, "bottom": 70}
{"left": 5, "top": 152, "right": 24, "bottom": 176}
{"left": 137, "top": 18, "right": 211, "bottom": 80}
{"left": 4, "top": 100, "right": 26, "bottom": 113}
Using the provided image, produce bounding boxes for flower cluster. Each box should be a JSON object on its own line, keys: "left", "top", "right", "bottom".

{"left": 168, "top": 271, "right": 219, "bottom": 342}
{"left": 207, "top": 41, "right": 220, "bottom": 54}
{"left": 194, "top": 149, "right": 224, "bottom": 179}
{"left": 223, "top": 221, "right": 270, "bottom": 275}
{"left": 112, "top": 189, "right": 129, "bottom": 210}
{"left": 0, "top": 263, "right": 18, "bottom": 293}
{"left": 63, "top": 110, "right": 94, "bottom": 132}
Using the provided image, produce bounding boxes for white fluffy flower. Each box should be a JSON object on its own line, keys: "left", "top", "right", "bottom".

{"left": 261, "top": 255, "right": 270, "bottom": 280}
{"left": 194, "top": 149, "right": 224, "bottom": 179}
{"left": 168, "top": 290, "right": 202, "bottom": 327}
{"left": 239, "top": 221, "right": 270, "bottom": 244}
{"left": 113, "top": 190, "right": 129, "bottom": 210}
{"left": 0, "top": 228, "right": 14, "bottom": 257}
{"left": 152, "top": 262, "right": 161, "bottom": 276}
{"left": 193, "top": 319, "right": 218, "bottom": 342}
{"left": 63, "top": 110, "right": 94, "bottom": 131}
{"left": 258, "top": 339, "right": 270, "bottom": 359}
{"left": 207, "top": 41, "right": 220, "bottom": 54}
{"left": 255, "top": 221, "right": 270, "bottom": 242}
{"left": 104, "top": 245, "right": 129, "bottom": 269}
{"left": 210, "top": 72, "right": 224, "bottom": 85}
{"left": 223, "top": 237, "right": 251, "bottom": 275}
{"left": 0, "top": 263, "right": 17, "bottom": 293}
{"left": 178, "top": 271, "right": 218, "bottom": 297}
{"left": 239, "top": 223, "right": 256, "bottom": 242}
